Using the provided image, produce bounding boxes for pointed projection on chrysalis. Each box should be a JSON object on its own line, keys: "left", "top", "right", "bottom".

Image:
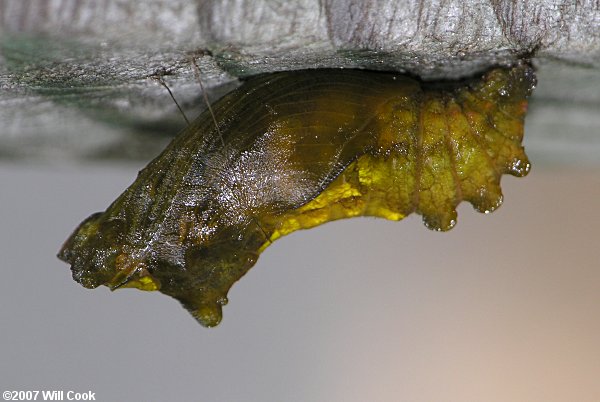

{"left": 58, "top": 63, "right": 536, "bottom": 327}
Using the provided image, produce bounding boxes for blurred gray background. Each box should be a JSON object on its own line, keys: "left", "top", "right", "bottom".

{"left": 1, "top": 1, "right": 599, "bottom": 401}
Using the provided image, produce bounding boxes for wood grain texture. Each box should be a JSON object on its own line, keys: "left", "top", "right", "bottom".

{"left": 0, "top": 0, "right": 598, "bottom": 161}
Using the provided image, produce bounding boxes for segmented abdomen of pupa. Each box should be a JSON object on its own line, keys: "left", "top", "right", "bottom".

{"left": 58, "top": 63, "right": 535, "bottom": 327}
{"left": 258, "top": 65, "right": 533, "bottom": 237}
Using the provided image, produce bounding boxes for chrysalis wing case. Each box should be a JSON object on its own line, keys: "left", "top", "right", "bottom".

{"left": 59, "top": 63, "right": 536, "bottom": 327}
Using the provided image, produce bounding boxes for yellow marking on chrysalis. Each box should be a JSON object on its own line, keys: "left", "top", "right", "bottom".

{"left": 109, "top": 255, "right": 160, "bottom": 291}
{"left": 260, "top": 178, "right": 363, "bottom": 252}
{"left": 259, "top": 153, "right": 409, "bottom": 253}
{"left": 120, "top": 275, "right": 161, "bottom": 291}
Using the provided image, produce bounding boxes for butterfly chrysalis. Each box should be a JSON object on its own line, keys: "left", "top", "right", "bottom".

{"left": 58, "top": 62, "right": 536, "bottom": 327}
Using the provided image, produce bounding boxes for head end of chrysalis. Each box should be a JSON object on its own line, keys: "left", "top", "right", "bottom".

{"left": 58, "top": 210, "right": 161, "bottom": 292}
{"left": 58, "top": 212, "right": 121, "bottom": 289}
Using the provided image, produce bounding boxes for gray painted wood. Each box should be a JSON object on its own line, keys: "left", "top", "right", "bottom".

{"left": 1, "top": 0, "right": 599, "bottom": 163}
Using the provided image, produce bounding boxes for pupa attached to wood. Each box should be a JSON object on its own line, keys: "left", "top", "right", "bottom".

{"left": 58, "top": 62, "right": 536, "bottom": 327}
